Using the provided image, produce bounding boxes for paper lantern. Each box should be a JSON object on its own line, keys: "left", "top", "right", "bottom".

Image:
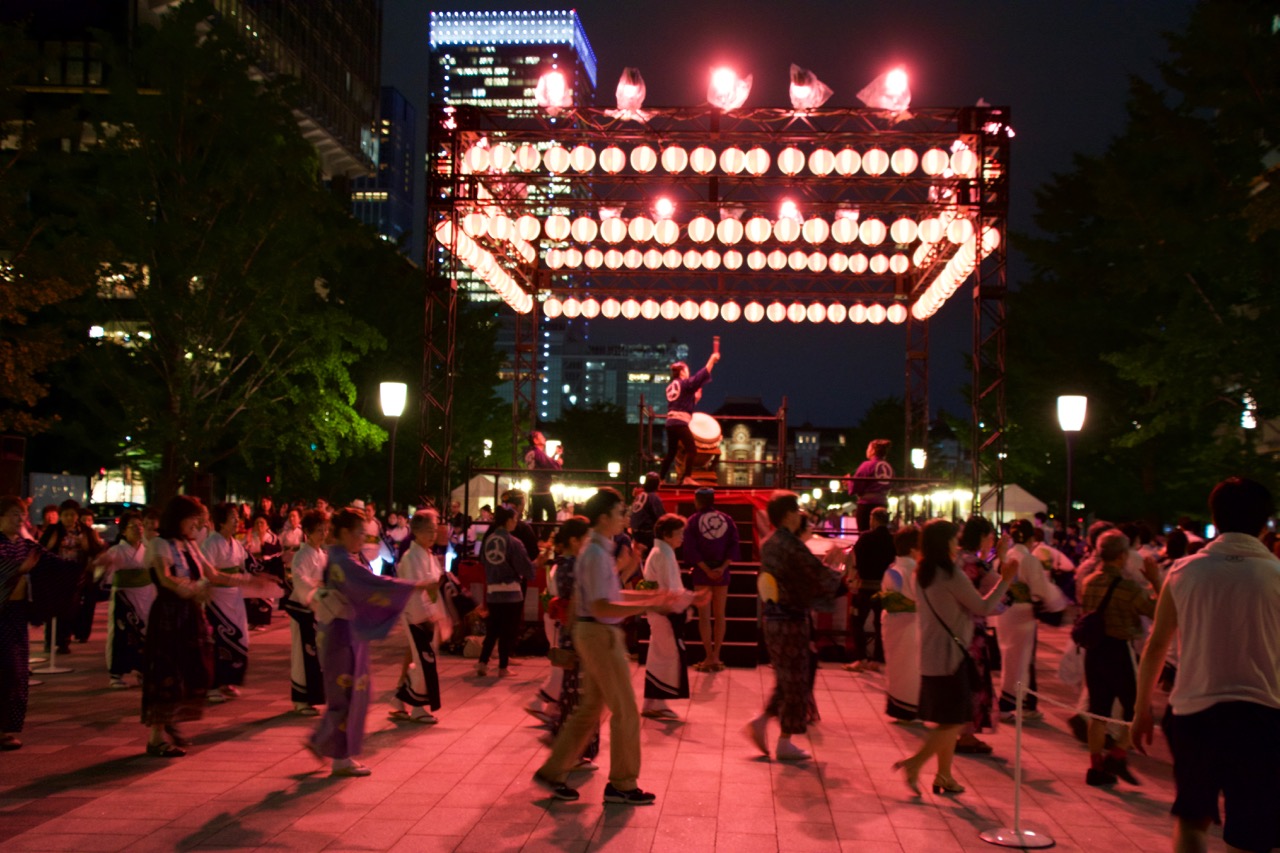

{"left": 744, "top": 147, "right": 770, "bottom": 176}
{"left": 747, "top": 250, "right": 767, "bottom": 270}
{"left": 621, "top": 299, "right": 641, "bottom": 319}
{"left": 862, "top": 148, "right": 890, "bottom": 176}
{"left": 571, "top": 216, "right": 598, "bottom": 243}
{"left": 890, "top": 253, "right": 910, "bottom": 274}
{"left": 661, "top": 145, "right": 688, "bottom": 173}
{"left": 921, "top": 148, "right": 949, "bottom": 176}
{"left": 774, "top": 218, "right": 801, "bottom": 243}
{"left": 948, "top": 218, "right": 975, "bottom": 244}
{"left": 778, "top": 147, "right": 805, "bottom": 176}
{"left": 834, "top": 148, "right": 861, "bottom": 176}
{"left": 462, "top": 212, "right": 488, "bottom": 238}
{"left": 859, "top": 219, "right": 887, "bottom": 246}
{"left": 831, "top": 218, "right": 858, "bottom": 244}
{"left": 788, "top": 250, "right": 808, "bottom": 271}
{"left": 543, "top": 296, "right": 563, "bottom": 318}
{"left": 682, "top": 250, "right": 702, "bottom": 270}
{"left": 887, "top": 303, "right": 908, "bottom": 324}
{"left": 464, "top": 145, "right": 490, "bottom": 173}
{"left": 563, "top": 297, "right": 581, "bottom": 318}
{"left": 564, "top": 248, "right": 583, "bottom": 268}
{"left": 982, "top": 226, "right": 1002, "bottom": 255}
{"left": 602, "top": 297, "right": 621, "bottom": 318}
{"left": 767, "top": 302, "right": 786, "bottom": 323}
{"left": 623, "top": 248, "right": 643, "bottom": 269}
{"left": 787, "top": 302, "right": 806, "bottom": 323}
{"left": 806, "top": 303, "right": 826, "bottom": 323}
{"left": 827, "top": 303, "right": 847, "bottom": 323}
{"left": 628, "top": 216, "right": 655, "bottom": 242}
{"left": 660, "top": 299, "right": 680, "bottom": 320}
{"left": 516, "top": 215, "right": 541, "bottom": 241}
{"left": 808, "top": 148, "right": 835, "bottom": 176}
{"left": 604, "top": 249, "right": 624, "bottom": 269}
{"left": 663, "top": 249, "right": 682, "bottom": 269}
{"left": 807, "top": 252, "right": 828, "bottom": 272}
{"left": 717, "top": 217, "right": 744, "bottom": 245}
{"left": 767, "top": 250, "right": 787, "bottom": 270}
{"left": 720, "top": 147, "right": 745, "bottom": 174}
{"left": 654, "top": 219, "right": 680, "bottom": 246}
{"left": 490, "top": 144, "right": 516, "bottom": 172}
{"left": 584, "top": 248, "right": 603, "bottom": 268}
{"left": 599, "top": 146, "right": 626, "bottom": 173}
{"left": 630, "top": 145, "right": 658, "bottom": 173}
{"left": 687, "top": 216, "right": 715, "bottom": 243}
{"left": 690, "top": 146, "right": 716, "bottom": 174}
{"left": 640, "top": 299, "right": 660, "bottom": 320}
{"left": 723, "top": 249, "right": 744, "bottom": 270}
{"left": 951, "top": 148, "right": 978, "bottom": 177}
{"left": 802, "top": 217, "right": 830, "bottom": 244}
{"left": 849, "top": 253, "right": 869, "bottom": 273}
{"left": 890, "top": 218, "right": 918, "bottom": 244}
{"left": 600, "top": 217, "right": 626, "bottom": 243}
{"left": 828, "top": 252, "right": 849, "bottom": 273}
{"left": 720, "top": 301, "right": 741, "bottom": 322}
{"left": 543, "top": 145, "right": 570, "bottom": 174}
{"left": 568, "top": 145, "right": 596, "bottom": 173}
{"left": 867, "top": 303, "right": 887, "bottom": 324}
{"left": 702, "top": 250, "right": 721, "bottom": 270}
{"left": 545, "top": 248, "right": 564, "bottom": 269}
{"left": 745, "top": 217, "right": 773, "bottom": 243}
{"left": 849, "top": 303, "right": 868, "bottom": 323}
{"left": 700, "top": 300, "right": 719, "bottom": 321}
{"left": 581, "top": 298, "right": 600, "bottom": 318}
{"left": 744, "top": 301, "right": 765, "bottom": 322}
{"left": 544, "top": 214, "right": 570, "bottom": 241}
{"left": 643, "top": 249, "right": 663, "bottom": 269}
{"left": 487, "top": 215, "right": 513, "bottom": 241}
{"left": 680, "top": 300, "right": 699, "bottom": 321}
{"left": 891, "top": 148, "right": 919, "bottom": 175}
{"left": 869, "top": 253, "right": 889, "bottom": 274}
{"left": 918, "top": 217, "right": 945, "bottom": 243}
{"left": 516, "top": 143, "right": 541, "bottom": 172}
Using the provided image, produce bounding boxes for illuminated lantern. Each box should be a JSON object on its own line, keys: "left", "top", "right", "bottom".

{"left": 643, "top": 249, "right": 663, "bottom": 269}
{"left": 700, "top": 300, "right": 719, "bottom": 321}
{"left": 767, "top": 250, "right": 787, "bottom": 270}
{"left": 660, "top": 299, "right": 680, "bottom": 320}
{"left": 747, "top": 250, "right": 767, "bottom": 270}
{"left": 982, "top": 226, "right": 1001, "bottom": 255}
{"left": 787, "top": 302, "right": 806, "bottom": 323}
{"left": 774, "top": 218, "right": 800, "bottom": 243}
{"left": 545, "top": 214, "right": 570, "bottom": 240}
{"left": 918, "top": 217, "right": 944, "bottom": 243}
{"left": 720, "top": 146, "right": 746, "bottom": 174}
{"left": 717, "top": 217, "right": 744, "bottom": 245}
{"left": 682, "top": 250, "right": 702, "bottom": 270}
{"left": 788, "top": 250, "right": 808, "bottom": 271}
{"left": 600, "top": 217, "right": 626, "bottom": 243}
{"left": 849, "top": 253, "right": 869, "bottom": 273}
{"left": 951, "top": 148, "right": 978, "bottom": 177}
{"left": 827, "top": 303, "right": 847, "bottom": 323}
{"left": 680, "top": 300, "right": 699, "bottom": 320}
{"left": 744, "top": 301, "right": 765, "bottom": 322}
{"left": 688, "top": 216, "right": 715, "bottom": 243}
{"left": 889, "top": 253, "right": 909, "bottom": 274}
{"left": 663, "top": 249, "right": 682, "bottom": 269}
{"left": 778, "top": 147, "right": 805, "bottom": 176}
{"left": 831, "top": 217, "right": 858, "bottom": 244}
{"left": 544, "top": 145, "right": 570, "bottom": 174}
{"left": 802, "top": 217, "right": 830, "bottom": 244}
{"left": 808, "top": 148, "right": 835, "bottom": 176}
{"left": 745, "top": 217, "right": 772, "bottom": 243}
{"left": 545, "top": 248, "right": 564, "bottom": 269}
{"left": 599, "top": 145, "right": 626, "bottom": 173}
{"left": 911, "top": 301, "right": 929, "bottom": 320}
{"left": 631, "top": 145, "right": 658, "bottom": 173}
{"left": 850, "top": 303, "right": 868, "bottom": 323}
{"left": 571, "top": 216, "right": 598, "bottom": 243}
{"left": 488, "top": 215, "right": 513, "bottom": 241}
{"left": 921, "top": 148, "right": 949, "bottom": 176}
{"left": 947, "top": 218, "right": 975, "bottom": 244}
{"left": 723, "top": 249, "right": 744, "bottom": 270}
{"left": 887, "top": 303, "right": 908, "bottom": 324}
{"left": 828, "top": 252, "right": 849, "bottom": 273}
{"left": 890, "top": 217, "right": 918, "bottom": 244}
{"left": 767, "top": 302, "right": 786, "bottom": 322}
{"left": 859, "top": 219, "right": 887, "bottom": 246}
{"left": 581, "top": 298, "right": 600, "bottom": 318}
{"left": 563, "top": 297, "right": 581, "bottom": 318}
{"left": 690, "top": 146, "right": 716, "bottom": 174}
{"left": 869, "top": 253, "right": 889, "bottom": 274}
{"left": 702, "top": 249, "right": 721, "bottom": 270}
{"left": 543, "top": 296, "right": 563, "bottom": 318}
{"left": 516, "top": 215, "right": 541, "bottom": 241}
{"left": 490, "top": 144, "right": 516, "bottom": 172}
{"left": 867, "top": 303, "right": 887, "bottom": 324}
{"left": 628, "top": 216, "right": 655, "bottom": 242}
{"left": 516, "top": 143, "right": 541, "bottom": 172}
{"left": 891, "top": 148, "right": 919, "bottom": 175}
{"left": 584, "top": 248, "right": 604, "bottom": 268}
{"left": 654, "top": 219, "right": 680, "bottom": 245}
{"left": 465, "top": 145, "right": 490, "bottom": 173}
{"left": 744, "top": 147, "right": 770, "bottom": 176}
{"left": 807, "top": 303, "right": 826, "bottom": 323}
{"left": 661, "top": 145, "right": 688, "bottom": 173}
{"left": 834, "top": 148, "right": 861, "bottom": 175}
{"left": 862, "top": 147, "right": 890, "bottom": 176}
{"left": 564, "top": 248, "right": 583, "bottom": 268}
{"left": 720, "top": 301, "right": 741, "bottom": 322}
{"left": 602, "top": 297, "right": 621, "bottom": 318}
{"left": 807, "top": 252, "right": 827, "bottom": 272}
{"left": 640, "top": 299, "right": 660, "bottom": 319}
{"left": 604, "top": 249, "right": 623, "bottom": 269}
{"left": 621, "top": 299, "right": 641, "bottom": 319}
{"left": 623, "top": 248, "right": 643, "bottom": 268}
{"left": 462, "top": 212, "right": 488, "bottom": 237}
{"left": 569, "top": 145, "right": 595, "bottom": 172}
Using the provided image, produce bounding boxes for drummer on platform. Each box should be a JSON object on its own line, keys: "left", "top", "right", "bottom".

{"left": 658, "top": 346, "right": 720, "bottom": 485}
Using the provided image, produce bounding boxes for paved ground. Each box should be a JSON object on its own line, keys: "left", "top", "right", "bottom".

{"left": 0, "top": 608, "right": 1208, "bottom": 852}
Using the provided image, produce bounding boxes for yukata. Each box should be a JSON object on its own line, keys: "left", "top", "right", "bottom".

{"left": 309, "top": 546, "right": 416, "bottom": 760}
{"left": 880, "top": 556, "right": 920, "bottom": 720}
{"left": 642, "top": 540, "right": 695, "bottom": 710}
{"left": 201, "top": 532, "right": 250, "bottom": 688}
{"left": 141, "top": 539, "right": 214, "bottom": 726}
{"left": 285, "top": 542, "right": 326, "bottom": 706}
{"left": 99, "top": 539, "right": 156, "bottom": 681}
{"left": 394, "top": 542, "right": 447, "bottom": 713}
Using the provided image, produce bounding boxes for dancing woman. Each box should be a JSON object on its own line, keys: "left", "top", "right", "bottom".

{"left": 94, "top": 513, "right": 155, "bottom": 689}
{"left": 201, "top": 503, "right": 250, "bottom": 700}
{"left": 390, "top": 509, "right": 448, "bottom": 724}
{"left": 284, "top": 510, "right": 329, "bottom": 714}
{"left": 880, "top": 525, "right": 921, "bottom": 721}
{"left": 641, "top": 514, "right": 704, "bottom": 721}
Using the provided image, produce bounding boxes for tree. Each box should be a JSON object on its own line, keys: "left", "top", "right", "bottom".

{"left": 1007, "top": 0, "right": 1280, "bottom": 520}
{"left": 77, "top": 3, "right": 387, "bottom": 500}
{"left": 542, "top": 402, "right": 633, "bottom": 475}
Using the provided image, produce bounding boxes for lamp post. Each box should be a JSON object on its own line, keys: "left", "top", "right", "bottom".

{"left": 1057, "top": 395, "right": 1087, "bottom": 526}
{"left": 380, "top": 382, "right": 407, "bottom": 512}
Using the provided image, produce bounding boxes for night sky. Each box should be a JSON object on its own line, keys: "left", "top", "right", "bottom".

{"left": 383, "top": 0, "right": 1194, "bottom": 427}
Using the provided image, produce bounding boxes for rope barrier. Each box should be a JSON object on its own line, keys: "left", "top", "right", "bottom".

{"left": 1018, "top": 686, "right": 1134, "bottom": 728}
{"left": 981, "top": 681, "right": 1055, "bottom": 848}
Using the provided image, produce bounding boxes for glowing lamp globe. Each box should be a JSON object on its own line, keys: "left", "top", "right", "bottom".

{"left": 631, "top": 145, "right": 658, "bottom": 173}
{"left": 543, "top": 145, "right": 570, "bottom": 174}
{"left": 702, "top": 250, "right": 721, "bottom": 270}
{"left": 599, "top": 146, "right": 625, "bottom": 173}
{"left": 867, "top": 303, "right": 887, "bottom": 324}
{"left": 380, "top": 382, "right": 407, "bottom": 419}
{"left": 1057, "top": 396, "right": 1087, "bottom": 432}
{"left": 720, "top": 147, "right": 746, "bottom": 174}
{"left": 806, "top": 303, "right": 826, "bottom": 323}
{"left": 663, "top": 249, "right": 682, "bottom": 269}
{"left": 766, "top": 302, "right": 786, "bottom": 323}
{"left": 723, "top": 249, "right": 744, "bottom": 270}
{"left": 827, "top": 303, "right": 847, "bottom": 323}
{"left": 569, "top": 145, "right": 596, "bottom": 173}
{"left": 887, "top": 303, "right": 908, "bottom": 324}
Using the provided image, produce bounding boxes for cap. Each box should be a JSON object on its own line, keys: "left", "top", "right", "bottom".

{"left": 350, "top": 499, "right": 366, "bottom": 510}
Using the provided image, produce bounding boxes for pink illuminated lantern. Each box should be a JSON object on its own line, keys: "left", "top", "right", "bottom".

{"left": 717, "top": 217, "right": 744, "bottom": 245}
{"left": 720, "top": 301, "right": 741, "bottom": 322}
{"left": 787, "top": 303, "right": 806, "bottom": 323}
{"left": 599, "top": 146, "right": 626, "bottom": 174}
{"left": 744, "top": 147, "right": 770, "bottom": 176}
{"left": 631, "top": 145, "right": 658, "bottom": 173}
{"left": 921, "top": 148, "right": 949, "bottom": 176}
{"left": 543, "top": 145, "right": 570, "bottom": 174}
{"left": 788, "top": 251, "right": 808, "bottom": 271}
{"left": 663, "top": 249, "right": 682, "bottom": 269}
{"left": 767, "top": 250, "right": 787, "bottom": 270}
{"left": 720, "top": 147, "right": 746, "bottom": 174}
{"left": 827, "top": 303, "right": 848, "bottom": 323}
{"left": 569, "top": 145, "right": 596, "bottom": 173}
{"left": 654, "top": 219, "right": 680, "bottom": 245}
{"left": 775, "top": 218, "right": 801, "bottom": 243}
{"left": 661, "top": 145, "right": 688, "bottom": 174}
{"left": 700, "top": 300, "right": 719, "bottom": 321}
{"left": 747, "top": 250, "right": 767, "bottom": 270}
{"left": 745, "top": 217, "right": 773, "bottom": 244}
{"left": 562, "top": 296, "right": 581, "bottom": 318}
{"left": 602, "top": 298, "right": 621, "bottom": 318}
{"left": 867, "top": 303, "right": 887, "bottom": 324}
{"left": 744, "top": 301, "right": 765, "bottom": 322}
{"left": 869, "top": 254, "right": 889, "bottom": 274}
{"left": 886, "top": 303, "right": 908, "bottom": 324}
{"left": 621, "top": 299, "right": 641, "bottom": 319}
{"left": 680, "top": 300, "right": 699, "bottom": 321}
{"left": 702, "top": 250, "right": 721, "bottom": 270}
{"left": 723, "top": 249, "right": 744, "bottom": 270}
{"left": 690, "top": 146, "right": 716, "bottom": 174}
{"left": 516, "top": 143, "right": 541, "bottom": 172}
{"left": 640, "top": 299, "right": 660, "bottom": 320}
{"left": 490, "top": 144, "right": 515, "bottom": 172}
{"left": 807, "top": 252, "right": 827, "bottom": 272}
{"left": 543, "top": 296, "right": 563, "bottom": 318}
{"left": 600, "top": 217, "right": 626, "bottom": 243}
{"left": 682, "top": 250, "right": 702, "bottom": 270}
{"left": 889, "top": 254, "right": 910, "bottom": 274}
{"left": 571, "top": 216, "right": 598, "bottom": 243}
{"left": 891, "top": 148, "right": 919, "bottom": 175}
{"left": 859, "top": 219, "right": 887, "bottom": 246}
{"left": 849, "top": 304, "right": 868, "bottom": 323}
{"left": 807, "top": 303, "right": 826, "bottom": 323}
{"left": 802, "top": 217, "right": 830, "bottom": 244}
{"left": 584, "top": 248, "right": 604, "bottom": 269}
{"left": 629, "top": 216, "right": 655, "bottom": 242}
{"left": 581, "top": 298, "right": 600, "bottom": 318}
{"left": 688, "top": 216, "right": 715, "bottom": 243}
{"left": 834, "top": 148, "right": 861, "bottom": 176}
{"left": 862, "top": 148, "right": 890, "bottom": 176}
{"left": 604, "top": 249, "right": 623, "bottom": 269}
{"left": 890, "top": 217, "right": 918, "bottom": 244}
{"left": 766, "top": 302, "right": 786, "bottom": 323}
{"left": 623, "top": 248, "right": 643, "bottom": 269}
{"left": 778, "top": 147, "right": 805, "bottom": 176}
{"left": 660, "top": 299, "right": 680, "bottom": 320}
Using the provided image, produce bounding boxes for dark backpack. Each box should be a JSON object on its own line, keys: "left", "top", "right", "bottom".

{"left": 1070, "top": 576, "right": 1122, "bottom": 651}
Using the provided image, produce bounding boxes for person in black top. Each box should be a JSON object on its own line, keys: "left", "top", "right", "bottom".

{"left": 628, "top": 473, "right": 665, "bottom": 554}
{"left": 524, "top": 432, "right": 563, "bottom": 538}
{"left": 657, "top": 348, "right": 720, "bottom": 483}
{"left": 500, "top": 490, "right": 541, "bottom": 565}
{"left": 847, "top": 507, "right": 895, "bottom": 672}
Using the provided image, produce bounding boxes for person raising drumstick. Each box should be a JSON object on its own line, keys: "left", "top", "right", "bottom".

{"left": 658, "top": 338, "right": 720, "bottom": 485}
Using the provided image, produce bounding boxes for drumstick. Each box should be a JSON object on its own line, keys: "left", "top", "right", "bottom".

{"left": 713, "top": 335, "right": 720, "bottom": 355}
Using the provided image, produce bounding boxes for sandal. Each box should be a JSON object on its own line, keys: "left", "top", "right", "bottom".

{"left": 387, "top": 710, "right": 410, "bottom": 721}
{"left": 164, "top": 726, "right": 190, "bottom": 747}
{"left": 146, "top": 741, "right": 186, "bottom": 758}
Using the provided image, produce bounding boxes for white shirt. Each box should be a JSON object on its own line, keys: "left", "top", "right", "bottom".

{"left": 290, "top": 542, "right": 327, "bottom": 604}
{"left": 1166, "top": 533, "right": 1280, "bottom": 715}
{"left": 643, "top": 539, "right": 694, "bottom": 614}
{"left": 202, "top": 532, "right": 247, "bottom": 573}
{"left": 397, "top": 542, "right": 443, "bottom": 624}
{"left": 575, "top": 531, "right": 622, "bottom": 624}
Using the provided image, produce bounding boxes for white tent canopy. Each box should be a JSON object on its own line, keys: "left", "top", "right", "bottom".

{"left": 451, "top": 473, "right": 516, "bottom": 517}
{"left": 981, "top": 483, "right": 1047, "bottom": 524}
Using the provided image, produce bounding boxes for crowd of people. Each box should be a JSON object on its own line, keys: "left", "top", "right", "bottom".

{"left": 3, "top": 475, "right": 1279, "bottom": 851}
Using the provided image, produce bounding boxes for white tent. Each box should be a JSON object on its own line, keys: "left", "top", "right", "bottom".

{"left": 980, "top": 483, "right": 1047, "bottom": 524}
{"left": 451, "top": 473, "right": 515, "bottom": 516}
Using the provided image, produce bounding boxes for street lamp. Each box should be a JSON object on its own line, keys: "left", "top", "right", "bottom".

{"left": 380, "top": 382, "right": 407, "bottom": 511}
{"left": 1057, "top": 395, "right": 1087, "bottom": 525}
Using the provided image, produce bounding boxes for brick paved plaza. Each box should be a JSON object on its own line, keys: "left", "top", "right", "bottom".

{"left": 0, "top": 611, "right": 1208, "bottom": 852}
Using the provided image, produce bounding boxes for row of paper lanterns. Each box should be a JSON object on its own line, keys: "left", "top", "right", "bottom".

{"left": 458, "top": 210, "right": 978, "bottom": 247}
{"left": 911, "top": 227, "right": 1002, "bottom": 320}
{"left": 434, "top": 221, "right": 534, "bottom": 314}
{"left": 542, "top": 296, "right": 910, "bottom": 325}
{"left": 460, "top": 142, "right": 979, "bottom": 180}
{"left": 546, "top": 246, "right": 916, "bottom": 275}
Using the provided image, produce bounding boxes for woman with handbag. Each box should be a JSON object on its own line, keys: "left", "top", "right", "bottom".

{"left": 955, "top": 516, "right": 1009, "bottom": 754}
{"left": 894, "top": 519, "right": 1015, "bottom": 796}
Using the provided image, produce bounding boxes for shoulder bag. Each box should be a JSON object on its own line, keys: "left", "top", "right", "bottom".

{"left": 1070, "top": 575, "right": 1122, "bottom": 651}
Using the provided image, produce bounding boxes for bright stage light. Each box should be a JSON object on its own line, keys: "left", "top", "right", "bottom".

{"left": 708, "top": 66, "right": 752, "bottom": 111}
{"left": 789, "top": 64, "right": 833, "bottom": 111}
{"left": 535, "top": 70, "right": 572, "bottom": 114}
{"left": 857, "top": 67, "right": 911, "bottom": 112}
{"left": 779, "top": 200, "right": 801, "bottom": 221}
{"left": 614, "top": 67, "right": 646, "bottom": 113}
{"left": 654, "top": 197, "right": 675, "bottom": 220}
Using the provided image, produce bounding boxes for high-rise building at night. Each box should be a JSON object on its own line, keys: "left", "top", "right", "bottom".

{"left": 427, "top": 10, "right": 599, "bottom": 424}
{"left": 352, "top": 87, "right": 418, "bottom": 256}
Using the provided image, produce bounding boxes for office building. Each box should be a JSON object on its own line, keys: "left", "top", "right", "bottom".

{"left": 352, "top": 86, "right": 418, "bottom": 255}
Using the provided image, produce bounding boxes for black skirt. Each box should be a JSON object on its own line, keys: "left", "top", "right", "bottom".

{"left": 919, "top": 658, "right": 975, "bottom": 725}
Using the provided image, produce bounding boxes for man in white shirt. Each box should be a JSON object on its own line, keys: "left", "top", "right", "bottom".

{"left": 1134, "top": 478, "right": 1280, "bottom": 853}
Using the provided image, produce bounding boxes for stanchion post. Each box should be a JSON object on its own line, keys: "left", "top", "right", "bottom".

{"left": 30, "top": 618, "right": 74, "bottom": 675}
{"left": 980, "top": 680, "right": 1054, "bottom": 848}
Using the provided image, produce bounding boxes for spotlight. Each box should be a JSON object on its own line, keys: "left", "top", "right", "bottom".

{"left": 779, "top": 200, "right": 801, "bottom": 221}
{"left": 609, "top": 67, "right": 649, "bottom": 120}
{"left": 654, "top": 197, "right": 675, "bottom": 219}
{"left": 856, "top": 67, "right": 911, "bottom": 112}
{"left": 708, "top": 66, "right": 751, "bottom": 111}
{"left": 535, "top": 70, "right": 572, "bottom": 114}
{"left": 788, "top": 64, "right": 832, "bottom": 111}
